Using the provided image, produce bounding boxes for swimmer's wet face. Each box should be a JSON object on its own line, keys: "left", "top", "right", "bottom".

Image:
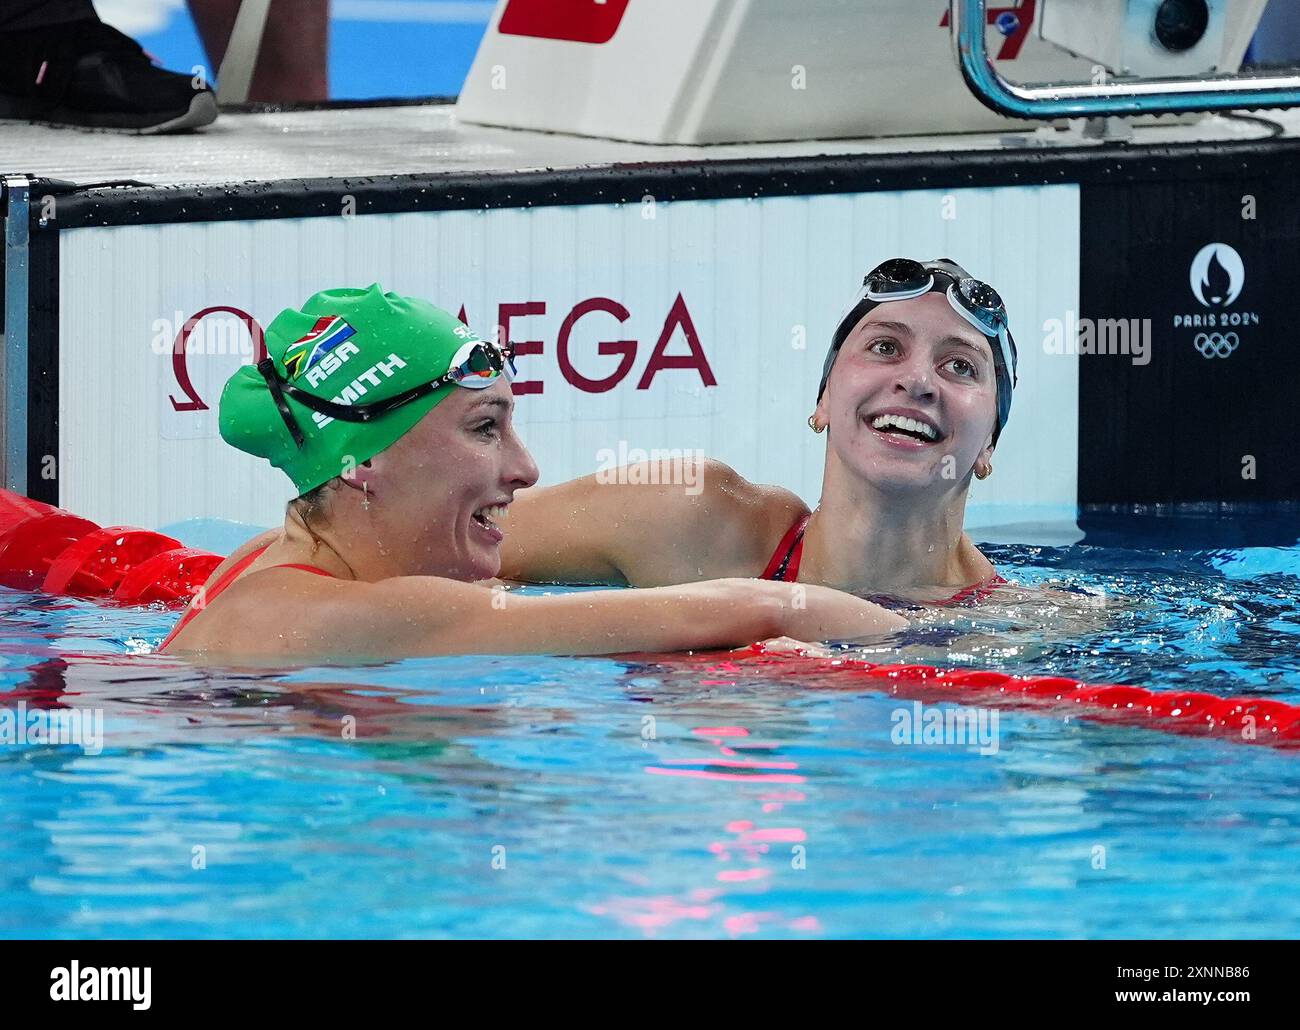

{"left": 360, "top": 378, "right": 539, "bottom": 581}
{"left": 815, "top": 292, "right": 998, "bottom": 492}
{"left": 220, "top": 284, "right": 542, "bottom": 581}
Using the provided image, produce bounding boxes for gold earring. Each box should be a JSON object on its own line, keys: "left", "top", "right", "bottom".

{"left": 808, "top": 415, "right": 825, "bottom": 434}
{"left": 975, "top": 462, "right": 993, "bottom": 480}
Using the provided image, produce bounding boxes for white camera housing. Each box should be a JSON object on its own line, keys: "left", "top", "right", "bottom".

{"left": 1039, "top": 0, "right": 1245, "bottom": 77}
{"left": 459, "top": 0, "right": 1270, "bottom": 144}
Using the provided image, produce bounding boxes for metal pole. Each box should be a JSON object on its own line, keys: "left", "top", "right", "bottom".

{"left": 216, "top": 0, "right": 275, "bottom": 106}
{"left": 951, "top": 0, "right": 1300, "bottom": 119}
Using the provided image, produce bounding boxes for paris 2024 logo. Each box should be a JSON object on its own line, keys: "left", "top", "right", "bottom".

{"left": 1175, "top": 243, "right": 1259, "bottom": 359}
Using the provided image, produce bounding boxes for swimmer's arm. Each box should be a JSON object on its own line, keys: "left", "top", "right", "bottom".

{"left": 497, "top": 473, "right": 629, "bottom": 585}
{"left": 499, "top": 459, "right": 807, "bottom": 588}
{"left": 311, "top": 576, "right": 906, "bottom": 658}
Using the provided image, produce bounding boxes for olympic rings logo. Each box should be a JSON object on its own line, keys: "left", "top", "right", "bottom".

{"left": 1194, "top": 332, "right": 1239, "bottom": 359}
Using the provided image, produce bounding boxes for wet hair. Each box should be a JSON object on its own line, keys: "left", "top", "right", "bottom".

{"left": 289, "top": 481, "right": 332, "bottom": 553}
{"left": 286, "top": 477, "right": 363, "bottom": 581}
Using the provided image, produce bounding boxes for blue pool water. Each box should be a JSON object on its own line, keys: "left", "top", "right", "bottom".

{"left": 2, "top": 507, "right": 1299, "bottom": 939}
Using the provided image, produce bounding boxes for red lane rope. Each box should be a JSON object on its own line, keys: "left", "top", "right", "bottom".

{"left": 7, "top": 489, "right": 1299, "bottom": 750}
{"left": 692, "top": 644, "right": 1300, "bottom": 750}
{"left": 0, "top": 489, "right": 218, "bottom": 605}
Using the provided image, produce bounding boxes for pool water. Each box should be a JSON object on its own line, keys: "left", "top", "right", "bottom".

{"left": 3, "top": 507, "right": 1299, "bottom": 939}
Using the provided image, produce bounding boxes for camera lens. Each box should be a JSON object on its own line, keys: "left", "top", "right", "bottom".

{"left": 1155, "top": 0, "right": 1210, "bottom": 53}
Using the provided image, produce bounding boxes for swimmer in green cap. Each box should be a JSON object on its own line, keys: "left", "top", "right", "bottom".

{"left": 161, "top": 284, "right": 904, "bottom": 661}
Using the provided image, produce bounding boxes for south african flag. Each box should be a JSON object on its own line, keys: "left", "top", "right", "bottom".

{"left": 284, "top": 316, "right": 357, "bottom": 380}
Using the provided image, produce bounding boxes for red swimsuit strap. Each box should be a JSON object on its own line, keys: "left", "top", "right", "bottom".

{"left": 761, "top": 514, "right": 811, "bottom": 582}
{"left": 273, "top": 563, "right": 336, "bottom": 577}
{"left": 159, "top": 545, "right": 270, "bottom": 650}
{"left": 159, "top": 545, "right": 335, "bottom": 651}
{"left": 941, "top": 572, "right": 1008, "bottom": 606}
{"left": 761, "top": 514, "right": 1005, "bottom": 604}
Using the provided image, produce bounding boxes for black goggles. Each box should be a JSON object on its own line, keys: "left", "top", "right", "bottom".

{"left": 821, "top": 257, "right": 1019, "bottom": 441}
{"left": 863, "top": 258, "right": 1010, "bottom": 340}
{"left": 258, "top": 340, "right": 515, "bottom": 450}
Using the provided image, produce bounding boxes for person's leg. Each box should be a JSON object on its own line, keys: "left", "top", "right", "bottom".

{"left": 0, "top": 1, "right": 96, "bottom": 32}
{"left": 187, "top": 0, "right": 328, "bottom": 103}
{"left": 0, "top": 1, "right": 217, "bottom": 132}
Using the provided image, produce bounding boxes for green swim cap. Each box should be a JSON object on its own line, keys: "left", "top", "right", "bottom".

{"left": 219, "top": 284, "right": 483, "bottom": 495}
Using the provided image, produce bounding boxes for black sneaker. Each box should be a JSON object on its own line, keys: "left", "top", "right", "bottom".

{"left": 0, "top": 16, "right": 217, "bottom": 133}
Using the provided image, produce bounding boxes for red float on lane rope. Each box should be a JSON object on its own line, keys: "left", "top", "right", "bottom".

{"left": 113, "top": 548, "right": 223, "bottom": 606}
{"left": 701, "top": 644, "right": 1300, "bottom": 751}
{"left": 0, "top": 489, "right": 60, "bottom": 535}
{"left": 0, "top": 511, "right": 101, "bottom": 590}
{"left": 42, "top": 527, "right": 183, "bottom": 598}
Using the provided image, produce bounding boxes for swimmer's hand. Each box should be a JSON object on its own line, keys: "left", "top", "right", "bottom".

{"left": 752, "top": 637, "right": 837, "bottom": 658}
{"left": 765, "top": 581, "right": 906, "bottom": 644}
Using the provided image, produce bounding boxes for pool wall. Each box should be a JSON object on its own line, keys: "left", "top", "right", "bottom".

{"left": 5, "top": 124, "right": 1300, "bottom": 532}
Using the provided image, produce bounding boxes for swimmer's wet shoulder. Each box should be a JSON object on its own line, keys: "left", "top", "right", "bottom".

{"left": 500, "top": 457, "right": 808, "bottom": 588}
{"left": 192, "top": 527, "right": 279, "bottom": 594}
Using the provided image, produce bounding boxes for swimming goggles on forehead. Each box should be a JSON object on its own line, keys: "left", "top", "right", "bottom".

{"left": 258, "top": 339, "right": 516, "bottom": 449}
{"left": 863, "top": 258, "right": 1009, "bottom": 340}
